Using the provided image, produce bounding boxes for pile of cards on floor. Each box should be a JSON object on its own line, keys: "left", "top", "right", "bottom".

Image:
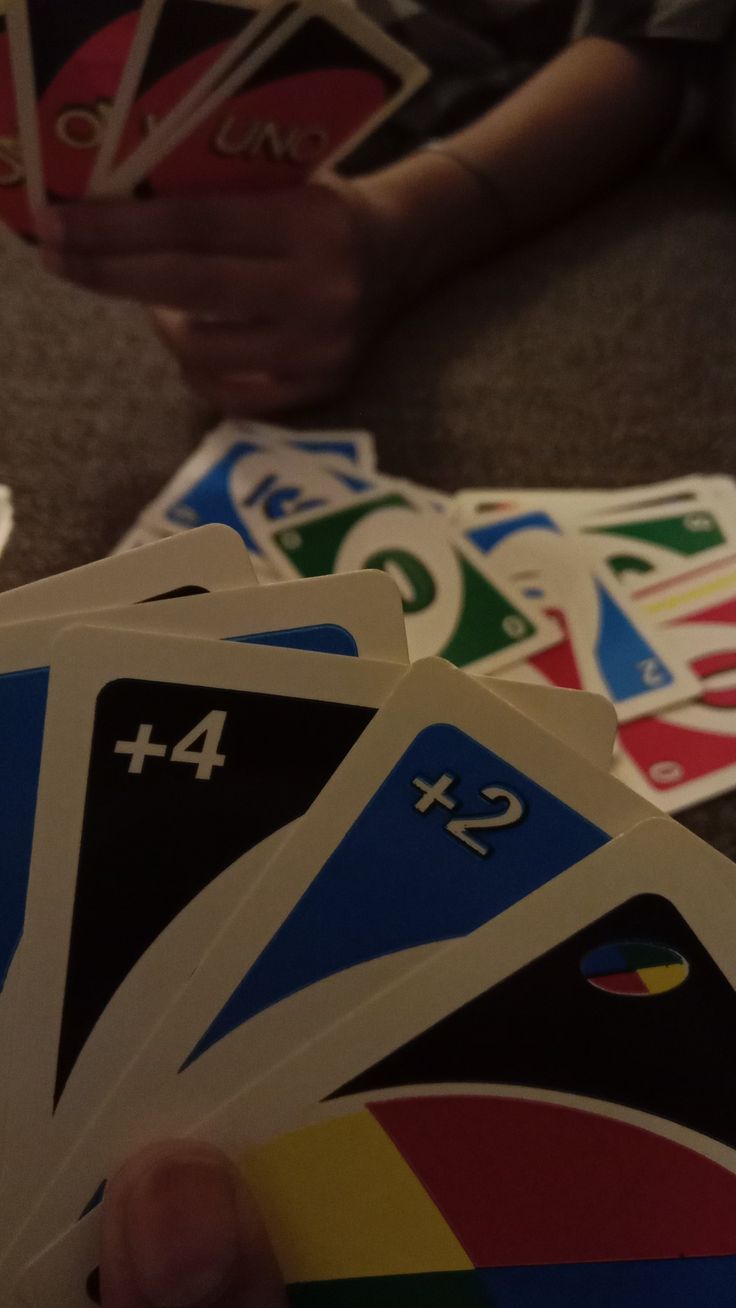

{"left": 121, "top": 418, "right": 736, "bottom": 815}
{"left": 0, "top": 476, "right": 735, "bottom": 1306}
{"left": 0, "top": 0, "right": 428, "bottom": 238}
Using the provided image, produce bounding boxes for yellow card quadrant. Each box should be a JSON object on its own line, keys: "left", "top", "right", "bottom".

{"left": 242, "top": 1110, "right": 473, "bottom": 1283}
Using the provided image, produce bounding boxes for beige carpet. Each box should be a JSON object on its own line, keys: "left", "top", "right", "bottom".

{"left": 1, "top": 153, "right": 735, "bottom": 852}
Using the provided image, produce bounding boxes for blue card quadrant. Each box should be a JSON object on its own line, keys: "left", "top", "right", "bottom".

{"left": 593, "top": 580, "right": 673, "bottom": 702}
{"left": 229, "top": 625, "right": 359, "bottom": 657}
{"left": 0, "top": 667, "right": 50, "bottom": 987}
{"left": 181, "top": 723, "right": 609, "bottom": 1070}
{"left": 478, "top": 1255, "right": 736, "bottom": 1306}
{"left": 168, "top": 441, "right": 262, "bottom": 548}
{"left": 468, "top": 510, "right": 559, "bottom": 554}
{"left": 168, "top": 441, "right": 366, "bottom": 551}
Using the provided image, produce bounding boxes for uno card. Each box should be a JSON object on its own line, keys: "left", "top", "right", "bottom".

{"left": 0, "top": 629, "right": 403, "bottom": 1240}
{"left": 451, "top": 487, "right": 615, "bottom": 528}
{"left": 580, "top": 494, "right": 736, "bottom": 589}
{"left": 0, "top": 538, "right": 257, "bottom": 1018}
{"left": 451, "top": 477, "right": 736, "bottom": 532}
{"left": 255, "top": 423, "right": 377, "bottom": 473}
{"left": 8, "top": 657, "right": 657, "bottom": 1267}
{"left": 0, "top": 2, "right": 32, "bottom": 237}
{"left": 0, "top": 524, "right": 255, "bottom": 626}
{"left": 141, "top": 423, "right": 373, "bottom": 564}
{"left": 61, "top": 568, "right": 409, "bottom": 662}
{"left": 113, "top": 0, "right": 428, "bottom": 197}
{"left": 582, "top": 475, "right": 736, "bottom": 519}
{"left": 613, "top": 557, "right": 736, "bottom": 810}
{"left": 261, "top": 487, "right": 561, "bottom": 672}
{"left": 6, "top": 0, "right": 144, "bottom": 206}
{"left": 465, "top": 509, "right": 700, "bottom": 720}
{"left": 21, "top": 818, "right": 736, "bottom": 1307}
{"left": 90, "top": 0, "right": 290, "bottom": 190}
{"left": 0, "top": 569, "right": 405, "bottom": 1186}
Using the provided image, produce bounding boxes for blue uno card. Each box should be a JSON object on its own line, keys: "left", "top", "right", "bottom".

{"left": 467, "top": 512, "right": 677, "bottom": 708}
{"left": 0, "top": 621, "right": 359, "bottom": 992}
{"left": 162, "top": 439, "right": 372, "bottom": 553}
{"left": 181, "top": 721, "right": 610, "bottom": 1069}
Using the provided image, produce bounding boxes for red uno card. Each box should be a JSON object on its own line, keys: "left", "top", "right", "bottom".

{"left": 123, "top": 0, "right": 427, "bottom": 197}
{"left": 9, "top": 0, "right": 143, "bottom": 204}
{"left": 92, "top": 0, "right": 292, "bottom": 192}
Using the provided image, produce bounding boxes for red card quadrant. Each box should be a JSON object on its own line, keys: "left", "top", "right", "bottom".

{"left": 147, "top": 66, "right": 388, "bottom": 195}
{"left": 371, "top": 1093, "right": 736, "bottom": 1266}
{"left": 31, "top": 5, "right": 140, "bottom": 199}
{"left": 0, "top": 22, "right": 32, "bottom": 234}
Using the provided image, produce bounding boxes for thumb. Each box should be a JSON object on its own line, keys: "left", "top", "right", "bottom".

{"left": 100, "top": 1140, "right": 287, "bottom": 1308}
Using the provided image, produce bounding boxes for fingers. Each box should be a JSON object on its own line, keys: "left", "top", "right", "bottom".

{"left": 41, "top": 247, "right": 297, "bottom": 315}
{"left": 35, "top": 185, "right": 351, "bottom": 260}
{"left": 100, "top": 1140, "right": 287, "bottom": 1308}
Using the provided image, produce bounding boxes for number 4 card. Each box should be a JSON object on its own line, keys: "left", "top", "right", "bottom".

{"left": 0, "top": 626, "right": 404, "bottom": 1245}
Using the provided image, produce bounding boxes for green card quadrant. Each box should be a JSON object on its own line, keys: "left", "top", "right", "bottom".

{"left": 273, "top": 494, "right": 536, "bottom": 665}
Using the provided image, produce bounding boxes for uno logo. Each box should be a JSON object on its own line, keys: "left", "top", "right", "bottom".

{"left": 212, "top": 117, "right": 330, "bottom": 166}
{"left": 55, "top": 100, "right": 111, "bottom": 151}
{"left": 581, "top": 940, "right": 689, "bottom": 997}
{"left": 0, "top": 136, "right": 23, "bottom": 187}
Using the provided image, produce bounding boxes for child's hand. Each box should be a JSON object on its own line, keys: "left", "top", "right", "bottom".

{"left": 100, "top": 1140, "right": 287, "bottom": 1307}
{"left": 36, "top": 181, "right": 396, "bottom": 414}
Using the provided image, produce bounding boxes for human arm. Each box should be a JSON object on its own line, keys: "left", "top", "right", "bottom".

{"left": 38, "top": 35, "right": 688, "bottom": 414}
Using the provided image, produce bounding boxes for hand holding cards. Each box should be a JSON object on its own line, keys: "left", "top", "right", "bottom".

{"left": 0, "top": 523, "right": 735, "bottom": 1306}
{"left": 1, "top": 0, "right": 428, "bottom": 234}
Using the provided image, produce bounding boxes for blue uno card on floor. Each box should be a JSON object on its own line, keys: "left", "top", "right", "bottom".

{"left": 164, "top": 440, "right": 371, "bottom": 553}
{"left": 182, "top": 721, "right": 610, "bottom": 1068}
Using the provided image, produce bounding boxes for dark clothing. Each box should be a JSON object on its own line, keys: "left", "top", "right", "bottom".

{"left": 345, "top": 0, "right": 736, "bottom": 169}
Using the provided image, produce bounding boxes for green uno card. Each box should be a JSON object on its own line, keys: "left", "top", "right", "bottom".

{"left": 583, "top": 502, "right": 734, "bottom": 587}
{"left": 269, "top": 491, "right": 560, "bottom": 672}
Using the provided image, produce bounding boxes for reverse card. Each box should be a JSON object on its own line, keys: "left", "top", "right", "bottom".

{"left": 262, "top": 487, "right": 561, "bottom": 672}
{"left": 115, "top": 0, "right": 428, "bottom": 196}
{"left": 0, "top": 628, "right": 403, "bottom": 1247}
{"left": 10, "top": 657, "right": 656, "bottom": 1267}
{"left": 7, "top": 0, "right": 144, "bottom": 206}
{"left": 22, "top": 818, "right": 736, "bottom": 1307}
